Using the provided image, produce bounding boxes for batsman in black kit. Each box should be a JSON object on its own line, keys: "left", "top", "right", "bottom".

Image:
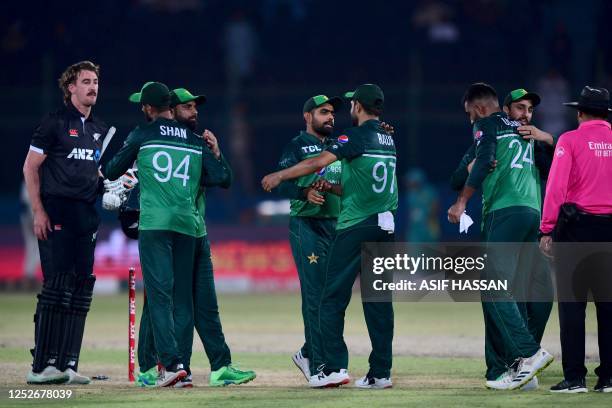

{"left": 22, "top": 61, "right": 132, "bottom": 385}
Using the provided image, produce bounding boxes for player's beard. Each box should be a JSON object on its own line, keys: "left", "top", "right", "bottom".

{"left": 176, "top": 115, "right": 198, "bottom": 131}
{"left": 185, "top": 118, "right": 198, "bottom": 131}
{"left": 351, "top": 112, "right": 359, "bottom": 126}
{"left": 143, "top": 112, "right": 153, "bottom": 122}
{"left": 313, "top": 119, "right": 333, "bottom": 136}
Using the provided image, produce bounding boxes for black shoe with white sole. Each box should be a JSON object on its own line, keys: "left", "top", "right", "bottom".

{"left": 594, "top": 377, "right": 612, "bottom": 393}
{"left": 550, "top": 378, "right": 588, "bottom": 393}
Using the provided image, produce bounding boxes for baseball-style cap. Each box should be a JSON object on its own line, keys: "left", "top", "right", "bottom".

{"left": 170, "top": 88, "right": 207, "bottom": 107}
{"left": 503, "top": 88, "right": 541, "bottom": 107}
{"left": 563, "top": 86, "right": 612, "bottom": 113}
{"left": 128, "top": 82, "right": 171, "bottom": 107}
{"left": 344, "top": 83, "right": 384, "bottom": 110}
{"left": 303, "top": 94, "right": 342, "bottom": 113}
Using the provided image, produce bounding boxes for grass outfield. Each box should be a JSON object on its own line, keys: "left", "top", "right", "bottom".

{"left": 0, "top": 293, "right": 608, "bottom": 407}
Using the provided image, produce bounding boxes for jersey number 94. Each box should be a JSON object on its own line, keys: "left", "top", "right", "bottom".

{"left": 152, "top": 151, "right": 191, "bottom": 187}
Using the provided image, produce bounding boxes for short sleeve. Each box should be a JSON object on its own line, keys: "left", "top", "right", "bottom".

{"left": 30, "top": 114, "right": 57, "bottom": 154}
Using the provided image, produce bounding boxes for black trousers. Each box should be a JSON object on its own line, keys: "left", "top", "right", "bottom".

{"left": 38, "top": 197, "right": 99, "bottom": 282}
{"left": 553, "top": 208, "right": 612, "bottom": 381}
{"left": 32, "top": 197, "right": 99, "bottom": 372}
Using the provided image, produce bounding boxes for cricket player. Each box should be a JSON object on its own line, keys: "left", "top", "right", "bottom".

{"left": 275, "top": 95, "right": 343, "bottom": 381}
{"left": 262, "top": 84, "right": 396, "bottom": 389}
{"left": 450, "top": 88, "right": 556, "bottom": 391}
{"left": 23, "top": 61, "right": 113, "bottom": 384}
{"left": 447, "top": 83, "right": 554, "bottom": 390}
{"left": 104, "top": 81, "right": 203, "bottom": 387}
{"left": 136, "top": 88, "right": 256, "bottom": 388}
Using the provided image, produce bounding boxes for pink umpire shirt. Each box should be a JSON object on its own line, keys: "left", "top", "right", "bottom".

{"left": 541, "top": 120, "right": 612, "bottom": 233}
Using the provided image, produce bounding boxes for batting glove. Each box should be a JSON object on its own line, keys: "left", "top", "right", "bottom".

{"left": 102, "top": 192, "right": 125, "bottom": 211}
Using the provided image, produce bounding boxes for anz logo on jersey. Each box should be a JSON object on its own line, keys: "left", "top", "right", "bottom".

{"left": 66, "top": 148, "right": 95, "bottom": 161}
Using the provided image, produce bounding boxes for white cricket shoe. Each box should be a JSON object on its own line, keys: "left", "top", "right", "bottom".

{"left": 156, "top": 363, "right": 187, "bottom": 387}
{"left": 26, "top": 366, "right": 69, "bottom": 384}
{"left": 521, "top": 376, "right": 539, "bottom": 391}
{"left": 509, "top": 348, "right": 554, "bottom": 390}
{"left": 308, "top": 369, "right": 350, "bottom": 388}
{"left": 292, "top": 350, "right": 310, "bottom": 381}
{"left": 64, "top": 368, "right": 91, "bottom": 384}
{"left": 486, "top": 370, "right": 514, "bottom": 390}
{"left": 354, "top": 373, "right": 392, "bottom": 389}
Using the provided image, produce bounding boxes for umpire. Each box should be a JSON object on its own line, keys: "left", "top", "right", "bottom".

{"left": 539, "top": 86, "right": 612, "bottom": 393}
{"left": 23, "top": 61, "right": 108, "bottom": 384}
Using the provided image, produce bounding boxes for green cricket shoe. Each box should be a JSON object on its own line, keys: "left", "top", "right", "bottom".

{"left": 209, "top": 365, "right": 256, "bottom": 387}
{"left": 135, "top": 366, "right": 158, "bottom": 388}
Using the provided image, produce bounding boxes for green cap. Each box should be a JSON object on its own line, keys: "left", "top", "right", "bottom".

{"left": 344, "top": 83, "right": 384, "bottom": 110}
{"left": 503, "top": 88, "right": 541, "bottom": 107}
{"left": 128, "top": 82, "right": 171, "bottom": 107}
{"left": 170, "top": 88, "right": 207, "bottom": 107}
{"left": 303, "top": 94, "right": 342, "bottom": 113}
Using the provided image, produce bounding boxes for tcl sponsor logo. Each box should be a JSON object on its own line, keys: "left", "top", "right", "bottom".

{"left": 301, "top": 145, "right": 322, "bottom": 154}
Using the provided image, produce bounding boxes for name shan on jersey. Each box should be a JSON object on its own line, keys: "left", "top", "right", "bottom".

{"left": 160, "top": 125, "right": 187, "bottom": 139}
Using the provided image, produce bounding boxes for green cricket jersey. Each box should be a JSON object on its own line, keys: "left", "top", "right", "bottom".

{"left": 277, "top": 131, "right": 341, "bottom": 218}
{"left": 465, "top": 112, "right": 540, "bottom": 215}
{"left": 105, "top": 117, "right": 226, "bottom": 237}
{"left": 326, "top": 119, "right": 398, "bottom": 230}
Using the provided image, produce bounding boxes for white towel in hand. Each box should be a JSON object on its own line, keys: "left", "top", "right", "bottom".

{"left": 459, "top": 212, "right": 474, "bottom": 234}
{"left": 378, "top": 211, "right": 395, "bottom": 234}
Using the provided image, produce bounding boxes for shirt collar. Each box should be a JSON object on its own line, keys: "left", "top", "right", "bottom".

{"left": 578, "top": 120, "right": 611, "bottom": 130}
{"left": 67, "top": 101, "right": 94, "bottom": 122}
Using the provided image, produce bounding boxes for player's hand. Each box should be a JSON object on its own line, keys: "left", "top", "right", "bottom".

{"left": 518, "top": 125, "right": 554, "bottom": 146}
{"left": 539, "top": 235, "right": 554, "bottom": 259}
{"left": 380, "top": 121, "right": 395, "bottom": 135}
{"left": 311, "top": 179, "right": 333, "bottom": 192}
{"left": 447, "top": 202, "right": 466, "bottom": 224}
{"left": 306, "top": 187, "right": 325, "bottom": 205}
{"left": 261, "top": 172, "right": 282, "bottom": 192}
{"left": 102, "top": 192, "right": 125, "bottom": 211}
{"left": 104, "top": 170, "right": 137, "bottom": 197}
{"left": 33, "top": 208, "right": 52, "bottom": 240}
{"left": 203, "top": 129, "right": 221, "bottom": 159}
{"left": 121, "top": 168, "right": 138, "bottom": 190}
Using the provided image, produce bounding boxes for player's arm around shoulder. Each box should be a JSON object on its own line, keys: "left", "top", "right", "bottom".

{"left": 261, "top": 142, "right": 338, "bottom": 192}
{"left": 276, "top": 139, "right": 309, "bottom": 200}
